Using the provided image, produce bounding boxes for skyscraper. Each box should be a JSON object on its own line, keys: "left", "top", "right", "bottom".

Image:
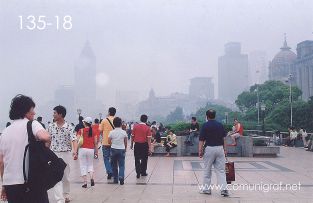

{"left": 218, "top": 42, "right": 249, "bottom": 103}
{"left": 74, "top": 41, "right": 97, "bottom": 104}
{"left": 294, "top": 40, "right": 313, "bottom": 101}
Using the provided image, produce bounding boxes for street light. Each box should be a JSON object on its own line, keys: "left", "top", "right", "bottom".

{"left": 256, "top": 85, "right": 260, "bottom": 125}
{"left": 256, "top": 70, "right": 260, "bottom": 125}
{"left": 77, "top": 108, "right": 82, "bottom": 117}
{"left": 261, "top": 103, "right": 266, "bottom": 136}
{"left": 224, "top": 112, "right": 229, "bottom": 124}
{"left": 288, "top": 74, "right": 293, "bottom": 127}
{"left": 99, "top": 113, "right": 102, "bottom": 120}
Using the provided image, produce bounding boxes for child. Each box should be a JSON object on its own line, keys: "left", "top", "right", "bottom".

{"left": 108, "top": 117, "right": 128, "bottom": 185}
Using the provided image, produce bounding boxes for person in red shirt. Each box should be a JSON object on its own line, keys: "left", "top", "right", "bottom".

{"left": 93, "top": 118, "right": 101, "bottom": 150}
{"left": 131, "top": 114, "right": 152, "bottom": 178}
{"left": 228, "top": 119, "right": 243, "bottom": 146}
{"left": 75, "top": 117, "right": 99, "bottom": 188}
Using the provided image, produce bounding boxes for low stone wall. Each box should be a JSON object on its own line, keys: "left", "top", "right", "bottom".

{"left": 253, "top": 146, "right": 280, "bottom": 157}
{"left": 152, "top": 134, "right": 280, "bottom": 157}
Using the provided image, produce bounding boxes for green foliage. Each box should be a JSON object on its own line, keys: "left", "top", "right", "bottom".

{"left": 234, "top": 80, "right": 309, "bottom": 131}
{"left": 236, "top": 80, "right": 302, "bottom": 113}
{"left": 167, "top": 122, "right": 191, "bottom": 132}
{"left": 167, "top": 122, "right": 233, "bottom": 135}
{"left": 165, "top": 106, "right": 184, "bottom": 124}
{"left": 165, "top": 82, "right": 312, "bottom": 134}
{"left": 266, "top": 99, "right": 313, "bottom": 131}
{"left": 192, "top": 103, "right": 232, "bottom": 123}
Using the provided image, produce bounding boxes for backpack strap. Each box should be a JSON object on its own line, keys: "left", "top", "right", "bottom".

{"left": 26, "top": 120, "right": 36, "bottom": 143}
{"left": 23, "top": 120, "right": 34, "bottom": 184}
{"left": 23, "top": 144, "right": 29, "bottom": 183}
{"left": 106, "top": 118, "right": 115, "bottom": 130}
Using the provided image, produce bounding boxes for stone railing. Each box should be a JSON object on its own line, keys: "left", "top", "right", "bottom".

{"left": 152, "top": 133, "right": 280, "bottom": 157}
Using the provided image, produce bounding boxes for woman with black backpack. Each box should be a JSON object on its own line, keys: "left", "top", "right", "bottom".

{"left": 0, "top": 95, "right": 51, "bottom": 203}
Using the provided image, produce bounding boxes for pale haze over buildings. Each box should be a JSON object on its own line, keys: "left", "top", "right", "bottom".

{"left": 249, "top": 51, "right": 268, "bottom": 86}
{"left": 1, "top": 0, "right": 313, "bottom": 125}
{"left": 218, "top": 42, "right": 249, "bottom": 103}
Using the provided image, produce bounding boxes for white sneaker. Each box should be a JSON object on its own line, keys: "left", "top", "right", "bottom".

{"left": 199, "top": 189, "right": 211, "bottom": 195}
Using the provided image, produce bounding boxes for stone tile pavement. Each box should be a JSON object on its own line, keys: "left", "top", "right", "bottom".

{"left": 3, "top": 146, "right": 312, "bottom": 203}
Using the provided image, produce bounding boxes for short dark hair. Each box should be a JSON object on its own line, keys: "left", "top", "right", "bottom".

{"left": 113, "top": 117, "right": 122, "bottom": 127}
{"left": 37, "top": 116, "right": 42, "bottom": 122}
{"left": 53, "top": 105, "right": 66, "bottom": 118}
{"left": 140, "top": 114, "right": 148, "bottom": 123}
{"left": 108, "top": 107, "right": 116, "bottom": 116}
{"left": 94, "top": 118, "right": 99, "bottom": 124}
{"left": 191, "top": 117, "right": 196, "bottom": 121}
{"left": 9, "top": 94, "right": 36, "bottom": 120}
{"left": 206, "top": 109, "right": 216, "bottom": 119}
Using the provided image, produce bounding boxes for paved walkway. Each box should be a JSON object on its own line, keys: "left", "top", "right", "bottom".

{"left": 47, "top": 147, "right": 313, "bottom": 202}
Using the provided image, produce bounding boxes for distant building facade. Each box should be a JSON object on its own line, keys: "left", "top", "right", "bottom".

{"left": 137, "top": 77, "right": 216, "bottom": 120}
{"left": 269, "top": 37, "right": 297, "bottom": 82}
{"left": 248, "top": 51, "right": 268, "bottom": 85}
{"left": 48, "top": 41, "right": 104, "bottom": 122}
{"left": 294, "top": 40, "right": 313, "bottom": 101}
{"left": 136, "top": 89, "right": 209, "bottom": 120}
{"left": 115, "top": 90, "right": 139, "bottom": 120}
{"left": 218, "top": 42, "right": 249, "bottom": 103}
{"left": 189, "top": 77, "right": 214, "bottom": 100}
{"left": 74, "top": 41, "right": 97, "bottom": 104}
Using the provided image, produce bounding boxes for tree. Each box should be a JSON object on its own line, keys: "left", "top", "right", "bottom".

{"left": 165, "top": 106, "right": 184, "bottom": 124}
{"left": 236, "top": 80, "right": 302, "bottom": 113}
{"left": 192, "top": 103, "right": 232, "bottom": 123}
{"left": 266, "top": 98, "right": 313, "bottom": 131}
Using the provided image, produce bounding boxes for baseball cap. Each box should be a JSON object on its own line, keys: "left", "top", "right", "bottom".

{"left": 83, "top": 117, "right": 93, "bottom": 124}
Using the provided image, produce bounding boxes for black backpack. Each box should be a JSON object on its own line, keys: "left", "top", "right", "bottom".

{"left": 23, "top": 120, "right": 67, "bottom": 192}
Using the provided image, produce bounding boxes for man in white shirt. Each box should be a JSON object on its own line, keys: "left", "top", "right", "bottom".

{"left": 48, "top": 105, "right": 77, "bottom": 203}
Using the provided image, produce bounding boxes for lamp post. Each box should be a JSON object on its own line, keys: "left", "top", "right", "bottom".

{"left": 261, "top": 103, "right": 266, "bottom": 136}
{"left": 77, "top": 108, "right": 82, "bottom": 117}
{"left": 256, "top": 70, "right": 260, "bottom": 125}
{"left": 225, "top": 112, "right": 229, "bottom": 124}
{"left": 256, "top": 84, "right": 260, "bottom": 125}
{"left": 288, "top": 74, "right": 293, "bottom": 127}
{"left": 99, "top": 113, "right": 102, "bottom": 121}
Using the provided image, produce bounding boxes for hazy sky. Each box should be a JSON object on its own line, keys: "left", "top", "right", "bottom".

{"left": 1, "top": 0, "right": 313, "bottom": 123}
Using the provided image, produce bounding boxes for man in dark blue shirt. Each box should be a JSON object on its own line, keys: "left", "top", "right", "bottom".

{"left": 198, "top": 109, "right": 229, "bottom": 197}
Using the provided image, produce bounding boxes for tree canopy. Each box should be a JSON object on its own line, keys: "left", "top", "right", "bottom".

{"left": 236, "top": 80, "right": 302, "bottom": 113}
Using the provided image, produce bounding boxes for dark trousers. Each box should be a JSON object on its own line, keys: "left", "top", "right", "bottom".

{"left": 287, "top": 137, "right": 296, "bottom": 146}
{"left": 4, "top": 184, "right": 49, "bottom": 203}
{"left": 134, "top": 142, "right": 148, "bottom": 175}
{"left": 111, "top": 148, "right": 126, "bottom": 181}
{"left": 165, "top": 143, "right": 177, "bottom": 153}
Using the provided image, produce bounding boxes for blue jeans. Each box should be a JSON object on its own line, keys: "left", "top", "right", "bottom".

{"left": 111, "top": 148, "right": 126, "bottom": 181}
{"left": 102, "top": 145, "right": 113, "bottom": 174}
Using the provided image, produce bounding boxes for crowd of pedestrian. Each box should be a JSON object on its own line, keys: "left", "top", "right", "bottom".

{"left": 0, "top": 94, "right": 232, "bottom": 203}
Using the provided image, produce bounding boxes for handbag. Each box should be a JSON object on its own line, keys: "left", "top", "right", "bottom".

{"left": 78, "top": 129, "right": 84, "bottom": 148}
{"left": 225, "top": 157, "right": 235, "bottom": 184}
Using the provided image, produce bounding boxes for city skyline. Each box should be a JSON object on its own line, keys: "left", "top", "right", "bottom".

{"left": 1, "top": 0, "right": 313, "bottom": 124}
